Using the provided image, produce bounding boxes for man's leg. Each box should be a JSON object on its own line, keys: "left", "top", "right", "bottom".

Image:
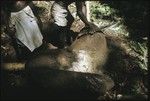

{"left": 15, "top": 39, "right": 32, "bottom": 61}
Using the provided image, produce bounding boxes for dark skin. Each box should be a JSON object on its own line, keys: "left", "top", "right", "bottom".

{"left": 50, "top": 1, "right": 100, "bottom": 48}
{"left": 56, "top": 1, "right": 100, "bottom": 33}
{"left": 76, "top": 2, "right": 91, "bottom": 28}
{"left": 75, "top": 1, "right": 101, "bottom": 34}
{"left": 52, "top": 1, "right": 100, "bottom": 41}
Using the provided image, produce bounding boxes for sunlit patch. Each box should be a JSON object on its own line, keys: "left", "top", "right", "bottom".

{"left": 68, "top": 50, "right": 95, "bottom": 73}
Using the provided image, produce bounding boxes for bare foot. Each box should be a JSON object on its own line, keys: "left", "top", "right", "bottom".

{"left": 47, "top": 43, "right": 58, "bottom": 49}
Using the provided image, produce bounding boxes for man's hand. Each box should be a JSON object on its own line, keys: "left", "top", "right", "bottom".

{"left": 85, "top": 22, "right": 101, "bottom": 33}
{"left": 78, "top": 22, "right": 101, "bottom": 38}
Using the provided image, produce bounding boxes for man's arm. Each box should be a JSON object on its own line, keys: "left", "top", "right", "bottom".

{"left": 76, "top": 1, "right": 90, "bottom": 27}
{"left": 4, "top": 10, "right": 16, "bottom": 37}
{"left": 3, "top": 9, "right": 21, "bottom": 56}
{"left": 76, "top": 1, "right": 100, "bottom": 33}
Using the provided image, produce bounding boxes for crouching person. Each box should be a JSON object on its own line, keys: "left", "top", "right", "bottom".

{"left": 3, "top": 1, "right": 43, "bottom": 60}
{"left": 49, "top": 1, "right": 100, "bottom": 49}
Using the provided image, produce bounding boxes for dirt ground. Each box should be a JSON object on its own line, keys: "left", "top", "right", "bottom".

{"left": 1, "top": 1, "right": 148, "bottom": 100}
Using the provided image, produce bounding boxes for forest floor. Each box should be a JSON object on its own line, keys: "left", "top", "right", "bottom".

{"left": 1, "top": 1, "right": 148, "bottom": 100}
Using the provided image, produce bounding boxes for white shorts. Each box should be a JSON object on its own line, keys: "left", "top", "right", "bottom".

{"left": 51, "top": 2, "right": 68, "bottom": 27}
{"left": 10, "top": 6, "right": 43, "bottom": 52}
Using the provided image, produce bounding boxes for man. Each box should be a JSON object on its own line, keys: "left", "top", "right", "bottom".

{"left": 50, "top": 1, "right": 99, "bottom": 48}
{"left": 2, "top": 1, "right": 43, "bottom": 60}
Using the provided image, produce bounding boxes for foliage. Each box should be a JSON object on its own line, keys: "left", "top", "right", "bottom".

{"left": 89, "top": 1, "right": 148, "bottom": 71}
{"left": 129, "top": 40, "right": 148, "bottom": 71}
{"left": 89, "top": 1, "right": 148, "bottom": 99}
{"left": 1, "top": 1, "right": 148, "bottom": 100}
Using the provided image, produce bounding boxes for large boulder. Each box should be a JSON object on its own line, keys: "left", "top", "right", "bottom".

{"left": 68, "top": 31, "right": 108, "bottom": 73}
{"left": 25, "top": 31, "right": 113, "bottom": 99}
